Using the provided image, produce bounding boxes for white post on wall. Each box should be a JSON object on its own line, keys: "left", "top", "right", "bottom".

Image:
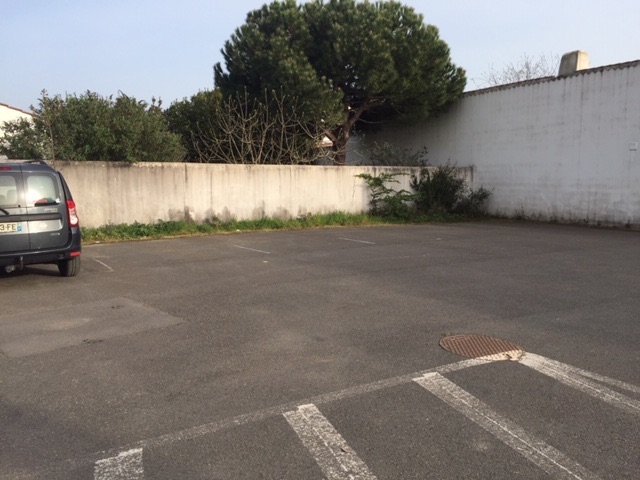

{"left": 558, "top": 50, "right": 590, "bottom": 76}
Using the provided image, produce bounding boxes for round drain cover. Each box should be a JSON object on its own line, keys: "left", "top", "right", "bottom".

{"left": 440, "top": 334, "right": 524, "bottom": 361}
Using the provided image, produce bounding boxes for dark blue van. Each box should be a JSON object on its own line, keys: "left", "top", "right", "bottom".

{"left": 0, "top": 161, "right": 81, "bottom": 276}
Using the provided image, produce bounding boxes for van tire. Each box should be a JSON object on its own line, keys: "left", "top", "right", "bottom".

{"left": 58, "top": 257, "right": 80, "bottom": 277}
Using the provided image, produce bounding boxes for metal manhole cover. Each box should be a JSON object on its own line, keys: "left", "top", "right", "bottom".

{"left": 440, "top": 334, "right": 524, "bottom": 361}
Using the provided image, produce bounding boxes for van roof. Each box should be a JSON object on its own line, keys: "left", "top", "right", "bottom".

{"left": 0, "top": 160, "right": 56, "bottom": 173}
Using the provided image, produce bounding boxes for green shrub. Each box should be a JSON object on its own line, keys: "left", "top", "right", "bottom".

{"left": 411, "top": 164, "right": 465, "bottom": 214}
{"left": 356, "top": 172, "right": 416, "bottom": 219}
{"left": 357, "top": 145, "right": 492, "bottom": 220}
{"left": 411, "top": 164, "right": 491, "bottom": 216}
{"left": 454, "top": 186, "right": 492, "bottom": 215}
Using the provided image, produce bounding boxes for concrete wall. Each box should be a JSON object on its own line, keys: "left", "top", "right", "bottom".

{"left": 351, "top": 62, "right": 640, "bottom": 227}
{"left": 55, "top": 162, "right": 471, "bottom": 228}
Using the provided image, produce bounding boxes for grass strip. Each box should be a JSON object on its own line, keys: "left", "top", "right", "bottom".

{"left": 81, "top": 212, "right": 474, "bottom": 244}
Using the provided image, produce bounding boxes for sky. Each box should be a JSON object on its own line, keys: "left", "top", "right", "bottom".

{"left": 2, "top": 0, "right": 639, "bottom": 112}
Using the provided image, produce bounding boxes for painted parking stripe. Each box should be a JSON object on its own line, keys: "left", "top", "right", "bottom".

{"left": 284, "top": 404, "right": 377, "bottom": 480}
{"left": 415, "top": 372, "right": 600, "bottom": 480}
{"left": 234, "top": 244, "right": 271, "bottom": 254}
{"left": 520, "top": 353, "right": 640, "bottom": 416}
{"left": 80, "top": 358, "right": 490, "bottom": 470}
{"left": 339, "top": 237, "right": 376, "bottom": 245}
{"left": 92, "top": 257, "right": 114, "bottom": 272}
{"left": 521, "top": 353, "right": 640, "bottom": 394}
{"left": 94, "top": 448, "right": 144, "bottom": 480}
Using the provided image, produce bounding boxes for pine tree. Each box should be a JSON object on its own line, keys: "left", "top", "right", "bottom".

{"left": 214, "top": 0, "right": 466, "bottom": 164}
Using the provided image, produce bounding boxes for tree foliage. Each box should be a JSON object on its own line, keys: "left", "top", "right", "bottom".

{"left": 164, "top": 90, "right": 223, "bottom": 162}
{"left": 214, "top": 0, "right": 466, "bottom": 164}
{"left": 195, "top": 89, "right": 326, "bottom": 164}
{"left": 0, "top": 118, "right": 45, "bottom": 160}
{"left": 0, "top": 90, "right": 185, "bottom": 162}
{"left": 165, "top": 88, "right": 327, "bottom": 164}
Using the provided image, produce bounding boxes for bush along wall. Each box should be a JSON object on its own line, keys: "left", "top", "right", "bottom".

{"left": 358, "top": 164, "right": 492, "bottom": 220}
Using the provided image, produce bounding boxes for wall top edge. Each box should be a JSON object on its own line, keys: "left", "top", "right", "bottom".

{"left": 0, "top": 102, "right": 33, "bottom": 116}
{"left": 52, "top": 161, "right": 441, "bottom": 170}
{"left": 464, "top": 59, "right": 640, "bottom": 98}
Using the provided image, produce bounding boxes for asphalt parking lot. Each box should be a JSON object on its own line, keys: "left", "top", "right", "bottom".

{"left": 1, "top": 221, "right": 639, "bottom": 479}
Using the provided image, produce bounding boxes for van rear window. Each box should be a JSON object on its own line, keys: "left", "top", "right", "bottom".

{"left": 0, "top": 174, "right": 19, "bottom": 207}
{"left": 26, "top": 174, "right": 60, "bottom": 206}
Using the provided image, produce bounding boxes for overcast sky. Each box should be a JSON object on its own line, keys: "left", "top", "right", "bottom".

{"left": 2, "top": 0, "right": 639, "bottom": 111}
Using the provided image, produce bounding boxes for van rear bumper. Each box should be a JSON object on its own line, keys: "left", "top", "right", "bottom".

{"left": 0, "top": 229, "right": 81, "bottom": 267}
{"left": 0, "top": 250, "right": 81, "bottom": 267}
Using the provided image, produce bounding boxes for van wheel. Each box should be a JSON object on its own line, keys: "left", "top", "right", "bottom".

{"left": 58, "top": 257, "right": 81, "bottom": 277}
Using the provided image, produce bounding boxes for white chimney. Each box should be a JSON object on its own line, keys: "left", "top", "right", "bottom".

{"left": 558, "top": 50, "right": 590, "bottom": 76}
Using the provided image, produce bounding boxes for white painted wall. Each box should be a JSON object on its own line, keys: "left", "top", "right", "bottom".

{"left": 352, "top": 62, "right": 640, "bottom": 227}
{"left": 0, "top": 103, "right": 33, "bottom": 126}
{"left": 56, "top": 162, "right": 471, "bottom": 228}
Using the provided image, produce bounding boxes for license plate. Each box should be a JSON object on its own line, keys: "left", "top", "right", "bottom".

{"left": 0, "top": 222, "right": 22, "bottom": 233}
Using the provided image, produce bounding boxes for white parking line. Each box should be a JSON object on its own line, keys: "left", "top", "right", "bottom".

{"left": 520, "top": 353, "right": 640, "bottom": 416}
{"left": 415, "top": 372, "right": 601, "bottom": 480}
{"left": 339, "top": 237, "right": 376, "bottom": 245}
{"left": 522, "top": 353, "right": 640, "bottom": 394}
{"left": 92, "top": 258, "right": 114, "bottom": 272}
{"left": 284, "top": 404, "right": 377, "bottom": 480}
{"left": 234, "top": 245, "right": 271, "bottom": 254}
{"left": 94, "top": 448, "right": 144, "bottom": 480}
{"left": 81, "top": 358, "right": 489, "bottom": 469}
{"left": 72, "top": 354, "right": 640, "bottom": 477}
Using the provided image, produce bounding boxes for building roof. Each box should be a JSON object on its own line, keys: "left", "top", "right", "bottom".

{"left": 0, "top": 102, "right": 33, "bottom": 116}
{"left": 464, "top": 59, "right": 640, "bottom": 97}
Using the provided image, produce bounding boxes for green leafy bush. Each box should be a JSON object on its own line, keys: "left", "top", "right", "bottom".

{"left": 356, "top": 172, "right": 416, "bottom": 219}
{"left": 1, "top": 90, "right": 185, "bottom": 162}
{"left": 411, "top": 164, "right": 464, "bottom": 213}
{"left": 411, "top": 164, "right": 491, "bottom": 215}
{"left": 357, "top": 143, "right": 492, "bottom": 219}
{"left": 454, "top": 186, "right": 493, "bottom": 215}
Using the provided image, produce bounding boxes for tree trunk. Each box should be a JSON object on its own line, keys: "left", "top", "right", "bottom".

{"left": 332, "top": 134, "right": 348, "bottom": 165}
{"left": 330, "top": 123, "right": 350, "bottom": 165}
{"left": 329, "top": 103, "right": 367, "bottom": 165}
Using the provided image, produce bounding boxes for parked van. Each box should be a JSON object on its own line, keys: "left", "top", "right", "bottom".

{"left": 0, "top": 161, "right": 81, "bottom": 276}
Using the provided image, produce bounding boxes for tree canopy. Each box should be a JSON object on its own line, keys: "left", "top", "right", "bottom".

{"left": 164, "top": 89, "right": 223, "bottom": 162}
{"left": 165, "top": 88, "right": 327, "bottom": 164}
{"left": 214, "top": 0, "right": 466, "bottom": 164}
{"left": 0, "top": 91, "right": 185, "bottom": 162}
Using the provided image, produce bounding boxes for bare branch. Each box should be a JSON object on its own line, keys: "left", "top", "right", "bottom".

{"left": 191, "top": 89, "right": 326, "bottom": 164}
{"left": 475, "top": 53, "right": 560, "bottom": 88}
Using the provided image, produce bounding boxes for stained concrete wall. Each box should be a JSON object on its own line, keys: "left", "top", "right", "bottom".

{"left": 351, "top": 62, "right": 640, "bottom": 227}
{"left": 55, "top": 162, "right": 471, "bottom": 228}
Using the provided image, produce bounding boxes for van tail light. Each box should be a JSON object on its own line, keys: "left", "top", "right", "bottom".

{"left": 67, "top": 200, "right": 79, "bottom": 227}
